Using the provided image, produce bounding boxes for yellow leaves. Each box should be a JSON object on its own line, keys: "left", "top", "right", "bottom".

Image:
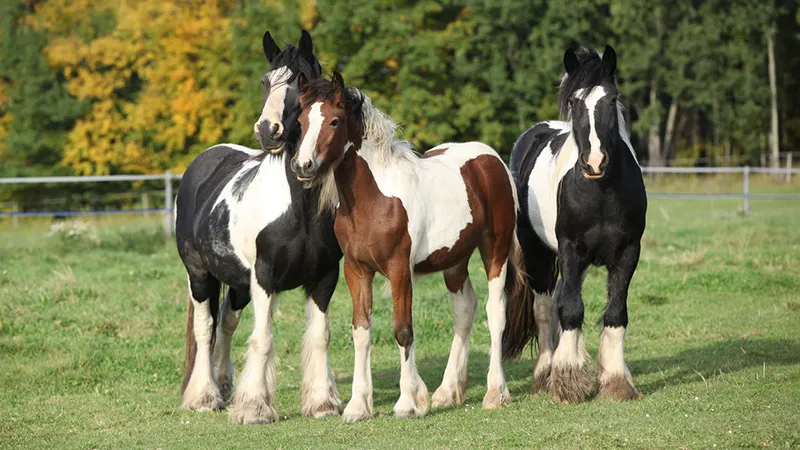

{"left": 298, "top": 0, "right": 319, "bottom": 30}
{"left": 45, "top": 0, "right": 238, "bottom": 175}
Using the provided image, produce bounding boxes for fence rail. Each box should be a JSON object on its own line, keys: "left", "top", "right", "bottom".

{"left": 1, "top": 167, "right": 799, "bottom": 234}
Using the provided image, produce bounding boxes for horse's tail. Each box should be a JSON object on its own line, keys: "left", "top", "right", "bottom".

{"left": 181, "top": 296, "right": 197, "bottom": 395}
{"left": 502, "top": 227, "right": 537, "bottom": 360}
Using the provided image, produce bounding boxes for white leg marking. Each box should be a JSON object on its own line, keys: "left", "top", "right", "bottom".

{"left": 212, "top": 291, "right": 241, "bottom": 403}
{"left": 433, "top": 278, "right": 477, "bottom": 407}
{"left": 598, "top": 326, "right": 629, "bottom": 382}
{"left": 552, "top": 329, "right": 585, "bottom": 368}
{"left": 483, "top": 263, "right": 511, "bottom": 409}
{"left": 182, "top": 296, "right": 224, "bottom": 411}
{"left": 301, "top": 298, "right": 343, "bottom": 418}
{"left": 393, "top": 343, "right": 430, "bottom": 418}
{"left": 342, "top": 325, "right": 373, "bottom": 422}
{"left": 228, "top": 275, "right": 278, "bottom": 424}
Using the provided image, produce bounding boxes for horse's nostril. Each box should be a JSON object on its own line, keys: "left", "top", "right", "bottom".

{"left": 271, "top": 123, "right": 280, "bottom": 136}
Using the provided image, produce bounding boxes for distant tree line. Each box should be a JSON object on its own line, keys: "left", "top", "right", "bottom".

{"left": 0, "top": 0, "right": 797, "bottom": 195}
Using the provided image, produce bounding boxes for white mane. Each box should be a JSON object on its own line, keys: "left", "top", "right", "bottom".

{"left": 357, "top": 93, "right": 418, "bottom": 169}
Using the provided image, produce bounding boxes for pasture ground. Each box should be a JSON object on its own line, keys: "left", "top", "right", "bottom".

{"left": 1, "top": 198, "right": 799, "bottom": 448}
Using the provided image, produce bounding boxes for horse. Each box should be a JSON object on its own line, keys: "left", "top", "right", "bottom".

{"left": 175, "top": 30, "right": 344, "bottom": 424}
{"left": 503, "top": 45, "right": 647, "bottom": 404}
{"left": 289, "top": 72, "right": 534, "bottom": 422}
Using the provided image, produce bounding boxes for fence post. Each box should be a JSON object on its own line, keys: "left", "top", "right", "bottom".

{"left": 743, "top": 166, "right": 750, "bottom": 217}
{"left": 164, "top": 171, "right": 174, "bottom": 236}
{"left": 142, "top": 193, "right": 150, "bottom": 219}
{"left": 787, "top": 153, "right": 793, "bottom": 184}
{"left": 12, "top": 201, "right": 19, "bottom": 229}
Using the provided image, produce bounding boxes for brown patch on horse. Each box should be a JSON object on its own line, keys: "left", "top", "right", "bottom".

{"left": 421, "top": 147, "right": 449, "bottom": 158}
{"left": 181, "top": 296, "right": 197, "bottom": 395}
{"left": 415, "top": 154, "right": 516, "bottom": 278}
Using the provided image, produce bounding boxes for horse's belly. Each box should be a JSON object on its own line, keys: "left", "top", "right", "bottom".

{"left": 409, "top": 165, "right": 474, "bottom": 265}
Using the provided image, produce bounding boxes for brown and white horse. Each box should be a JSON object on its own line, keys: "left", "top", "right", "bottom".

{"left": 290, "top": 72, "right": 534, "bottom": 422}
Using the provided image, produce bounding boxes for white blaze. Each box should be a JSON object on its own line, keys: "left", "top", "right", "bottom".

{"left": 254, "top": 67, "right": 293, "bottom": 138}
{"left": 580, "top": 86, "right": 607, "bottom": 171}
{"left": 296, "top": 102, "right": 324, "bottom": 165}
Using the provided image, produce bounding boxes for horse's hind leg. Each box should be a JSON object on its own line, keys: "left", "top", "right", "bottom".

{"left": 432, "top": 261, "right": 476, "bottom": 408}
{"left": 212, "top": 287, "right": 246, "bottom": 404}
{"left": 549, "top": 241, "right": 595, "bottom": 404}
{"left": 479, "top": 235, "right": 512, "bottom": 410}
{"left": 229, "top": 266, "right": 279, "bottom": 424}
{"left": 390, "top": 260, "right": 429, "bottom": 419}
{"left": 301, "top": 267, "right": 343, "bottom": 418}
{"left": 517, "top": 223, "right": 560, "bottom": 392}
{"left": 181, "top": 273, "right": 224, "bottom": 412}
{"left": 598, "top": 243, "right": 642, "bottom": 401}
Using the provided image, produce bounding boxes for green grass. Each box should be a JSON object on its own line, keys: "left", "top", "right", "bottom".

{"left": 1, "top": 199, "right": 799, "bottom": 449}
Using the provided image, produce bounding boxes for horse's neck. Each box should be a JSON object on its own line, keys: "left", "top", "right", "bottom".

{"left": 333, "top": 148, "right": 384, "bottom": 215}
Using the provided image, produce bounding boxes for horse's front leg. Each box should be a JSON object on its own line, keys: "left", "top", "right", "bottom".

{"left": 390, "top": 260, "right": 429, "bottom": 419}
{"left": 341, "top": 261, "right": 375, "bottom": 422}
{"left": 301, "top": 267, "right": 344, "bottom": 418}
{"left": 549, "top": 240, "right": 595, "bottom": 404}
{"left": 228, "top": 266, "right": 278, "bottom": 424}
{"left": 598, "top": 243, "right": 643, "bottom": 401}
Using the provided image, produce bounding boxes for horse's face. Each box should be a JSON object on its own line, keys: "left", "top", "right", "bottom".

{"left": 564, "top": 45, "right": 618, "bottom": 179}
{"left": 253, "top": 30, "right": 320, "bottom": 154}
{"left": 292, "top": 72, "right": 354, "bottom": 186}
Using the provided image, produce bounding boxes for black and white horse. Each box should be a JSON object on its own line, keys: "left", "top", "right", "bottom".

{"left": 503, "top": 46, "right": 647, "bottom": 404}
{"left": 176, "top": 30, "right": 343, "bottom": 424}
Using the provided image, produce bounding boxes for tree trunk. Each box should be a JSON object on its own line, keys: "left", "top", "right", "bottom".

{"left": 663, "top": 98, "right": 678, "bottom": 163}
{"left": 767, "top": 28, "right": 780, "bottom": 174}
{"left": 647, "top": 80, "right": 663, "bottom": 168}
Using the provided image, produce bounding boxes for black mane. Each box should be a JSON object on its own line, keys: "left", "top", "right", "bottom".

{"left": 270, "top": 44, "right": 322, "bottom": 83}
{"left": 558, "top": 48, "right": 614, "bottom": 119}
{"left": 300, "top": 78, "right": 366, "bottom": 128}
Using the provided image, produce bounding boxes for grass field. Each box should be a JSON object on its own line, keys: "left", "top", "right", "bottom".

{"left": 1, "top": 198, "right": 799, "bottom": 449}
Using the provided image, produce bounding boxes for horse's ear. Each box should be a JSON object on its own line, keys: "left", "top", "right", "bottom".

{"left": 564, "top": 48, "right": 580, "bottom": 75}
{"left": 299, "top": 29, "right": 313, "bottom": 60}
{"left": 263, "top": 31, "right": 281, "bottom": 63}
{"left": 332, "top": 71, "right": 346, "bottom": 107}
{"left": 602, "top": 45, "right": 617, "bottom": 76}
{"left": 298, "top": 71, "right": 310, "bottom": 93}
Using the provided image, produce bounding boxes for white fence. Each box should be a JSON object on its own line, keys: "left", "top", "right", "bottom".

{"left": 1, "top": 167, "right": 799, "bottom": 234}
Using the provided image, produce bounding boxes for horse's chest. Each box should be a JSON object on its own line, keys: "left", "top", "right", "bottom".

{"left": 211, "top": 160, "right": 293, "bottom": 269}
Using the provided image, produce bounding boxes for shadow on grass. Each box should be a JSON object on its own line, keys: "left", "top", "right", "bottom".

{"left": 631, "top": 338, "right": 800, "bottom": 394}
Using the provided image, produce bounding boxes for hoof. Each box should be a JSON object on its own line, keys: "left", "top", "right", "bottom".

{"left": 431, "top": 381, "right": 467, "bottom": 408}
{"left": 549, "top": 363, "right": 596, "bottom": 404}
{"left": 393, "top": 386, "right": 430, "bottom": 419}
{"left": 228, "top": 398, "right": 278, "bottom": 424}
{"left": 532, "top": 366, "right": 551, "bottom": 393}
{"left": 342, "top": 399, "right": 373, "bottom": 423}
{"left": 302, "top": 384, "right": 343, "bottom": 418}
{"left": 181, "top": 385, "right": 225, "bottom": 412}
{"left": 598, "top": 374, "right": 643, "bottom": 401}
{"left": 217, "top": 380, "right": 234, "bottom": 405}
{"left": 481, "top": 386, "right": 511, "bottom": 410}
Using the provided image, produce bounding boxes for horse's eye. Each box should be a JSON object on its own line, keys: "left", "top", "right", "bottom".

{"left": 330, "top": 119, "right": 339, "bottom": 127}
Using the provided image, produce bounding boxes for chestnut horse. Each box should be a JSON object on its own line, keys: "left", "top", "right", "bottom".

{"left": 290, "top": 72, "right": 533, "bottom": 421}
